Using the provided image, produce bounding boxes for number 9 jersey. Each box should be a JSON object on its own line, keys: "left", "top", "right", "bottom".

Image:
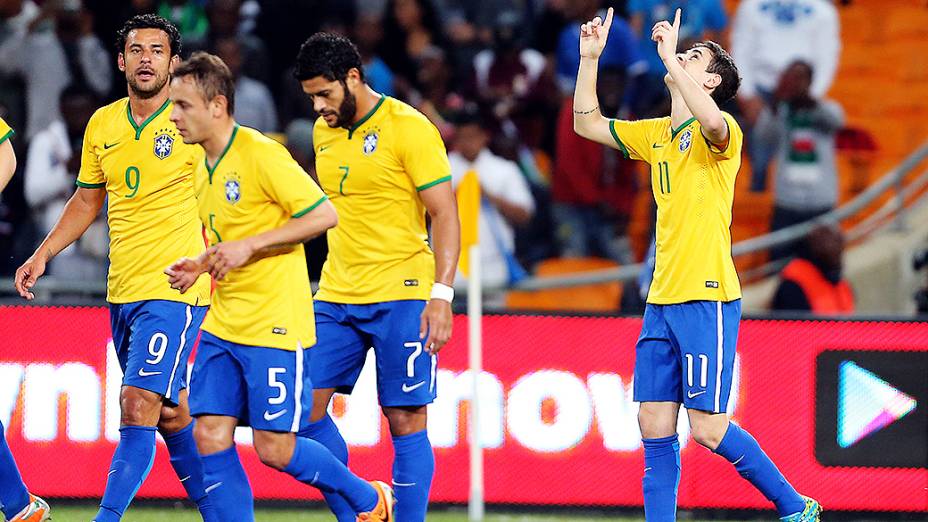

{"left": 76, "top": 97, "right": 210, "bottom": 306}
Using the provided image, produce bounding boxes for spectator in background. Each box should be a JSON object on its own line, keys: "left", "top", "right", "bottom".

{"left": 450, "top": 109, "right": 534, "bottom": 291}
{"left": 731, "top": 0, "right": 840, "bottom": 191}
{"left": 436, "top": 0, "right": 525, "bottom": 78}
{"left": 354, "top": 13, "right": 394, "bottom": 97}
{"left": 24, "top": 85, "right": 107, "bottom": 280}
{"left": 0, "top": 0, "right": 111, "bottom": 139}
{"left": 157, "top": 0, "right": 208, "bottom": 50}
{"left": 214, "top": 36, "right": 278, "bottom": 132}
{"left": 556, "top": 0, "right": 644, "bottom": 97}
{"left": 628, "top": 0, "right": 727, "bottom": 116}
{"left": 552, "top": 66, "right": 637, "bottom": 264}
{"left": 381, "top": 0, "right": 446, "bottom": 97}
{"left": 414, "top": 45, "right": 465, "bottom": 140}
{"left": 755, "top": 61, "right": 843, "bottom": 261}
{"left": 205, "top": 0, "right": 269, "bottom": 83}
{"left": 772, "top": 224, "right": 854, "bottom": 314}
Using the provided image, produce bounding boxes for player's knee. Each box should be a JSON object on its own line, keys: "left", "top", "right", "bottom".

{"left": 383, "top": 405, "right": 427, "bottom": 436}
{"left": 157, "top": 405, "right": 190, "bottom": 434}
{"left": 120, "top": 388, "right": 162, "bottom": 426}
{"left": 253, "top": 436, "right": 293, "bottom": 470}
{"left": 309, "top": 389, "right": 335, "bottom": 423}
{"left": 637, "top": 407, "right": 676, "bottom": 439}
{"left": 193, "top": 419, "right": 230, "bottom": 455}
{"left": 689, "top": 416, "right": 726, "bottom": 450}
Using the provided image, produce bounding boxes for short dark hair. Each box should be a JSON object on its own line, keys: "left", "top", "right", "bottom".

{"left": 693, "top": 41, "right": 740, "bottom": 104}
{"left": 293, "top": 32, "right": 364, "bottom": 83}
{"left": 173, "top": 52, "right": 236, "bottom": 114}
{"left": 116, "top": 14, "right": 182, "bottom": 57}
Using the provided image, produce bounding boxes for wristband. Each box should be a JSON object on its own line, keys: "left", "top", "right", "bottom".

{"left": 430, "top": 282, "right": 454, "bottom": 303}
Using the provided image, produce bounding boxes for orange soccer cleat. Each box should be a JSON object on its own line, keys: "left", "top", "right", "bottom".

{"left": 356, "top": 481, "right": 394, "bottom": 522}
{"left": 8, "top": 495, "right": 50, "bottom": 522}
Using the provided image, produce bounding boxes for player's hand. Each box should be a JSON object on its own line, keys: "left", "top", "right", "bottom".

{"left": 14, "top": 252, "right": 49, "bottom": 301}
{"left": 420, "top": 298, "right": 452, "bottom": 354}
{"left": 579, "top": 7, "right": 614, "bottom": 60}
{"left": 165, "top": 256, "right": 205, "bottom": 293}
{"left": 652, "top": 8, "right": 681, "bottom": 64}
{"left": 205, "top": 239, "right": 255, "bottom": 281}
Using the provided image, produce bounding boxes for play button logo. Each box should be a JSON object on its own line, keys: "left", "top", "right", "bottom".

{"left": 837, "top": 361, "right": 917, "bottom": 448}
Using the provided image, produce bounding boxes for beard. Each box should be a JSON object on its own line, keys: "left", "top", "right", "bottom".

{"left": 333, "top": 82, "right": 358, "bottom": 129}
{"left": 127, "top": 70, "right": 169, "bottom": 100}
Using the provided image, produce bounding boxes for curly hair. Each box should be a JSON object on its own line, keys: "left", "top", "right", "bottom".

{"left": 115, "top": 14, "right": 182, "bottom": 57}
{"left": 692, "top": 41, "right": 740, "bottom": 104}
{"left": 293, "top": 32, "right": 364, "bottom": 83}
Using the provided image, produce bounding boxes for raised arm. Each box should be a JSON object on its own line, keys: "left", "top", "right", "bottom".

{"left": 653, "top": 9, "right": 728, "bottom": 146}
{"left": 573, "top": 7, "right": 621, "bottom": 147}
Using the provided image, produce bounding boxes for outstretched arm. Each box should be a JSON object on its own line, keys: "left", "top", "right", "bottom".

{"left": 573, "top": 7, "right": 621, "bottom": 147}
{"left": 653, "top": 9, "right": 729, "bottom": 146}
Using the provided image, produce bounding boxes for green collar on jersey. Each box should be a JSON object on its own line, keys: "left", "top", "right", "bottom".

{"left": 206, "top": 124, "right": 239, "bottom": 183}
{"left": 670, "top": 117, "right": 697, "bottom": 140}
{"left": 347, "top": 94, "right": 386, "bottom": 140}
{"left": 126, "top": 98, "right": 171, "bottom": 141}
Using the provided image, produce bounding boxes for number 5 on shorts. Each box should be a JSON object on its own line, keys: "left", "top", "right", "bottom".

{"left": 268, "top": 367, "right": 287, "bottom": 405}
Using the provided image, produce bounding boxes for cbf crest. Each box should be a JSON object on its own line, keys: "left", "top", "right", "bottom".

{"left": 224, "top": 173, "right": 241, "bottom": 204}
{"left": 153, "top": 127, "right": 174, "bottom": 160}
{"left": 362, "top": 126, "right": 380, "bottom": 156}
{"left": 678, "top": 128, "right": 693, "bottom": 153}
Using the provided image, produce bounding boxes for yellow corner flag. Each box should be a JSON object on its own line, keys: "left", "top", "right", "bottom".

{"left": 456, "top": 169, "right": 480, "bottom": 277}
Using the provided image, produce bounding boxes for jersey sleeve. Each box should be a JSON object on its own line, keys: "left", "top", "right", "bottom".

{"left": 76, "top": 113, "right": 105, "bottom": 188}
{"left": 609, "top": 118, "right": 658, "bottom": 162}
{"left": 259, "top": 140, "right": 327, "bottom": 217}
{"left": 703, "top": 112, "right": 743, "bottom": 161}
{"left": 0, "top": 117, "right": 13, "bottom": 145}
{"left": 399, "top": 116, "right": 452, "bottom": 191}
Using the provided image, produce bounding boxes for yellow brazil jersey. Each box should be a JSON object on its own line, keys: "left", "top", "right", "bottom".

{"left": 313, "top": 95, "right": 451, "bottom": 304}
{"left": 77, "top": 98, "right": 210, "bottom": 305}
{"left": 0, "top": 117, "right": 13, "bottom": 144}
{"left": 610, "top": 112, "right": 743, "bottom": 304}
{"left": 195, "top": 125, "right": 328, "bottom": 350}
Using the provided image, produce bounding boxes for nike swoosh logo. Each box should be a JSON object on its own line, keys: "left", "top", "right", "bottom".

{"left": 687, "top": 390, "right": 707, "bottom": 399}
{"left": 319, "top": 145, "right": 330, "bottom": 152}
{"left": 264, "top": 409, "right": 287, "bottom": 421}
{"left": 652, "top": 143, "right": 663, "bottom": 148}
{"left": 392, "top": 481, "right": 417, "bottom": 487}
{"left": 205, "top": 482, "right": 222, "bottom": 494}
{"left": 138, "top": 368, "right": 163, "bottom": 377}
{"left": 104, "top": 142, "right": 120, "bottom": 149}
{"left": 108, "top": 469, "right": 118, "bottom": 477}
{"left": 179, "top": 475, "right": 191, "bottom": 482}
{"left": 402, "top": 381, "right": 426, "bottom": 393}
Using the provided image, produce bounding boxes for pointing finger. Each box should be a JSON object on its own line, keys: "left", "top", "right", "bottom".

{"left": 673, "top": 8, "right": 681, "bottom": 29}
{"left": 603, "top": 7, "right": 614, "bottom": 33}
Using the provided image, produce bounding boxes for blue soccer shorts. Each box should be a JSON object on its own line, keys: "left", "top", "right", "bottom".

{"left": 633, "top": 299, "right": 741, "bottom": 413}
{"left": 309, "top": 300, "right": 437, "bottom": 408}
{"left": 189, "top": 331, "right": 312, "bottom": 432}
{"left": 110, "top": 300, "right": 208, "bottom": 406}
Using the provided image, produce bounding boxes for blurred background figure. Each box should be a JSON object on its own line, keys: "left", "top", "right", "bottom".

{"left": 353, "top": 12, "right": 394, "bottom": 97}
{"left": 731, "top": 0, "right": 840, "bottom": 191}
{"left": 756, "top": 60, "right": 844, "bottom": 261}
{"left": 771, "top": 224, "right": 853, "bottom": 315}
{"left": 214, "top": 35, "right": 278, "bottom": 132}
{"left": 381, "top": 0, "right": 446, "bottom": 99}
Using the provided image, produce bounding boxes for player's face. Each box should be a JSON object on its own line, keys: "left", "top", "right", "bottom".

{"left": 169, "top": 76, "right": 214, "bottom": 145}
{"left": 300, "top": 76, "right": 357, "bottom": 129}
{"left": 666, "top": 46, "right": 720, "bottom": 93}
{"left": 119, "top": 28, "right": 177, "bottom": 99}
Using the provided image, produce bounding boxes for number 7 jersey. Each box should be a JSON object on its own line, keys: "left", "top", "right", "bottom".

{"left": 76, "top": 97, "right": 210, "bottom": 305}
{"left": 610, "top": 112, "right": 743, "bottom": 304}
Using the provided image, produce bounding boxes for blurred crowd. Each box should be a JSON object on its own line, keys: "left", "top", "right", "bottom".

{"left": 0, "top": 0, "right": 853, "bottom": 313}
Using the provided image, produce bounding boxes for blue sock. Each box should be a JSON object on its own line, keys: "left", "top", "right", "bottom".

{"left": 714, "top": 422, "right": 805, "bottom": 517}
{"left": 299, "top": 415, "right": 356, "bottom": 522}
{"left": 283, "top": 436, "right": 378, "bottom": 513}
{"left": 0, "top": 421, "right": 31, "bottom": 519}
{"left": 95, "top": 426, "right": 157, "bottom": 522}
{"left": 162, "top": 422, "right": 219, "bottom": 522}
{"left": 200, "top": 445, "right": 254, "bottom": 522}
{"left": 392, "top": 430, "right": 435, "bottom": 522}
{"left": 642, "top": 435, "right": 681, "bottom": 522}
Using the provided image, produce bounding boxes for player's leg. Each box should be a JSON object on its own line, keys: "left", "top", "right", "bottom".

{"left": 246, "top": 343, "right": 389, "bottom": 519}
{"left": 0, "top": 420, "right": 50, "bottom": 522}
{"left": 673, "top": 301, "right": 815, "bottom": 521}
{"left": 365, "top": 300, "right": 436, "bottom": 522}
{"left": 633, "top": 303, "right": 683, "bottom": 522}
{"left": 189, "top": 332, "right": 254, "bottom": 522}
{"left": 302, "top": 301, "right": 370, "bottom": 521}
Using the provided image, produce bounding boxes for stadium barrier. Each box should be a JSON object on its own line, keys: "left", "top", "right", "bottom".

{"left": 0, "top": 306, "right": 925, "bottom": 512}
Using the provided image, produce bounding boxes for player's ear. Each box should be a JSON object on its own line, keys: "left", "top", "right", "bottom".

{"left": 346, "top": 67, "right": 362, "bottom": 88}
{"left": 117, "top": 53, "right": 126, "bottom": 72}
{"left": 704, "top": 72, "right": 721, "bottom": 91}
{"left": 169, "top": 55, "right": 180, "bottom": 74}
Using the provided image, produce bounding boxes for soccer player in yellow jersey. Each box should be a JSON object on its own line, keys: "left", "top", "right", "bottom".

{"left": 0, "top": 119, "right": 51, "bottom": 522}
{"left": 165, "top": 52, "right": 394, "bottom": 522}
{"left": 14, "top": 15, "right": 217, "bottom": 522}
{"left": 294, "top": 33, "right": 460, "bottom": 522}
{"left": 573, "top": 8, "right": 821, "bottom": 522}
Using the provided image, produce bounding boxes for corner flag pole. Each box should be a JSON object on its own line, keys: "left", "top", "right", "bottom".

{"left": 467, "top": 241, "right": 484, "bottom": 522}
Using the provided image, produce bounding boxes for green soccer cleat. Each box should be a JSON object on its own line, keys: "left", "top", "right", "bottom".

{"left": 780, "top": 496, "right": 822, "bottom": 522}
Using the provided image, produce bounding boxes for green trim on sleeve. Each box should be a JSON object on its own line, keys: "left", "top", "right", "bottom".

{"left": 702, "top": 118, "right": 732, "bottom": 155}
{"left": 292, "top": 195, "right": 328, "bottom": 218}
{"left": 0, "top": 129, "right": 14, "bottom": 146}
{"left": 76, "top": 180, "right": 106, "bottom": 188}
{"left": 608, "top": 120, "right": 630, "bottom": 159}
{"left": 416, "top": 175, "right": 451, "bottom": 192}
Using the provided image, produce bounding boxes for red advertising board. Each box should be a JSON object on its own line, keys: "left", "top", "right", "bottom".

{"left": 0, "top": 306, "right": 925, "bottom": 511}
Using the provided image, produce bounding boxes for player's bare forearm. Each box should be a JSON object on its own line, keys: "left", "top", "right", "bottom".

{"left": 34, "top": 187, "right": 106, "bottom": 261}
{"left": 664, "top": 58, "right": 727, "bottom": 143}
{"left": 420, "top": 182, "right": 460, "bottom": 286}
{"left": 572, "top": 57, "right": 614, "bottom": 146}
{"left": 0, "top": 139, "right": 16, "bottom": 193}
{"left": 248, "top": 199, "right": 337, "bottom": 256}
